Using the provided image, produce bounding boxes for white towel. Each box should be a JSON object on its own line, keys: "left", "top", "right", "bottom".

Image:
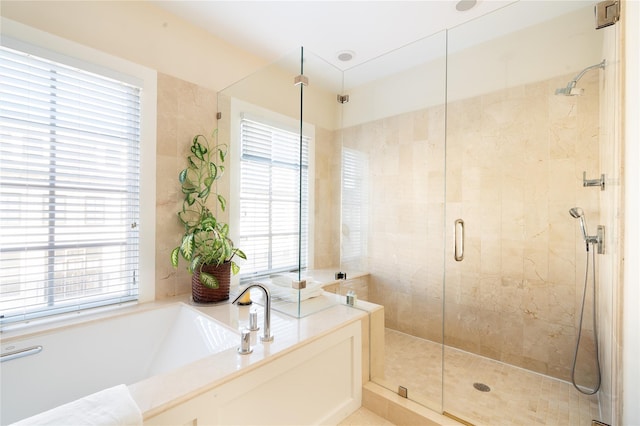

{"left": 12, "top": 384, "right": 142, "bottom": 426}
{"left": 269, "top": 274, "right": 295, "bottom": 287}
{"left": 266, "top": 280, "right": 324, "bottom": 302}
{"left": 270, "top": 274, "right": 315, "bottom": 288}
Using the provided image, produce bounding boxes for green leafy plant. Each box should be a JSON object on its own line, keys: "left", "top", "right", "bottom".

{"left": 170, "top": 130, "right": 246, "bottom": 289}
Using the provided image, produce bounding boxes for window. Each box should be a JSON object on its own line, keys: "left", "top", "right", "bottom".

{"left": 0, "top": 45, "right": 141, "bottom": 324}
{"left": 341, "top": 148, "right": 368, "bottom": 267}
{"left": 238, "top": 116, "right": 309, "bottom": 280}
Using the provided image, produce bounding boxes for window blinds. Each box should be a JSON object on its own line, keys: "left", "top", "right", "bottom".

{"left": 341, "top": 148, "right": 368, "bottom": 264}
{"left": 239, "top": 117, "right": 309, "bottom": 280}
{"left": 0, "top": 45, "right": 141, "bottom": 324}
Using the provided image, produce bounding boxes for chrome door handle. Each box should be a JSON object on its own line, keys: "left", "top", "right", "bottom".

{"left": 454, "top": 219, "right": 464, "bottom": 262}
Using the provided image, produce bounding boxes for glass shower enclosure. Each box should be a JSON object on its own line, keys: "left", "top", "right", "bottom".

{"left": 443, "top": 2, "right": 607, "bottom": 423}
{"left": 340, "top": 31, "right": 447, "bottom": 413}
{"left": 340, "top": 1, "right": 612, "bottom": 424}
{"left": 217, "top": 0, "right": 618, "bottom": 423}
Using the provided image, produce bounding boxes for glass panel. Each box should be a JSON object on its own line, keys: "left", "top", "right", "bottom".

{"left": 444, "top": 2, "right": 605, "bottom": 424}
{"left": 298, "top": 48, "right": 345, "bottom": 317}
{"left": 341, "top": 31, "right": 447, "bottom": 413}
{"left": 218, "top": 49, "right": 304, "bottom": 316}
{"left": 218, "top": 46, "right": 345, "bottom": 318}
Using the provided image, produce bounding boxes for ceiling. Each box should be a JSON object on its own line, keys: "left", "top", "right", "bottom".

{"left": 149, "top": 0, "right": 518, "bottom": 71}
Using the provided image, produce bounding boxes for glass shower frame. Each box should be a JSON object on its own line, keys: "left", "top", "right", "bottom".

{"left": 338, "top": 0, "right": 610, "bottom": 423}
{"left": 216, "top": 1, "right": 617, "bottom": 422}
{"left": 340, "top": 30, "right": 448, "bottom": 413}
{"left": 443, "top": 3, "right": 606, "bottom": 422}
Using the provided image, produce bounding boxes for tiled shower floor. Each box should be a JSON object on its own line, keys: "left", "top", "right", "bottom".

{"left": 375, "top": 328, "right": 600, "bottom": 426}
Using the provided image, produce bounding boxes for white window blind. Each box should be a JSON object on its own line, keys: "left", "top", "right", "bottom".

{"left": 239, "top": 117, "right": 309, "bottom": 280}
{"left": 0, "top": 45, "right": 141, "bottom": 324}
{"left": 341, "top": 148, "right": 368, "bottom": 265}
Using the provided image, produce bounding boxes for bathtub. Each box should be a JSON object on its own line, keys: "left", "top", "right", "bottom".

{"left": 0, "top": 303, "right": 239, "bottom": 425}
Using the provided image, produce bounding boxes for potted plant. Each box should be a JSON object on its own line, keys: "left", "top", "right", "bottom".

{"left": 170, "top": 130, "right": 246, "bottom": 303}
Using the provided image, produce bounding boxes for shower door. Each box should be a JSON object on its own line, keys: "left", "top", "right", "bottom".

{"left": 340, "top": 31, "right": 448, "bottom": 413}
{"left": 443, "top": 1, "right": 608, "bottom": 424}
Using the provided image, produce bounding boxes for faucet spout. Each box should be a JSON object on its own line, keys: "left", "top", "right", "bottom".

{"left": 232, "top": 283, "right": 273, "bottom": 342}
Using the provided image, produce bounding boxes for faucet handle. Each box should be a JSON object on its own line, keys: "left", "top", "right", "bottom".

{"left": 249, "top": 310, "right": 260, "bottom": 331}
{"left": 237, "top": 328, "right": 252, "bottom": 355}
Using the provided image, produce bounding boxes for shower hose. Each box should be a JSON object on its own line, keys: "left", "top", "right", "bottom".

{"left": 571, "top": 244, "right": 602, "bottom": 395}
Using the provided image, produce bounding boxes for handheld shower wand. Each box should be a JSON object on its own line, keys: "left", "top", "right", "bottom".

{"left": 568, "top": 206, "right": 602, "bottom": 395}
{"left": 569, "top": 207, "right": 604, "bottom": 253}
{"left": 569, "top": 207, "right": 588, "bottom": 241}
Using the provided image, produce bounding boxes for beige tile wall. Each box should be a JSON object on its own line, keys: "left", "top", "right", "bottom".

{"left": 156, "top": 73, "right": 342, "bottom": 298}
{"left": 341, "top": 106, "right": 447, "bottom": 345}
{"left": 313, "top": 126, "right": 341, "bottom": 269}
{"left": 342, "top": 71, "right": 600, "bottom": 382}
{"left": 446, "top": 71, "right": 600, "bottom": 383}
{"left": 155, "top": 73, "right": 223, "bottom": 299}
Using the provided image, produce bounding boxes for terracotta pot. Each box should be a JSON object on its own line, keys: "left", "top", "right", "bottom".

{"left": 192, "top": 262, "right": 231, "bottom": 303}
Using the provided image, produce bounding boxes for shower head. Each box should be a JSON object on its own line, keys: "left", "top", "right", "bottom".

{"left": 555, "top": 85, "right": 584, "bottom": 96}
{"left": 569, "top": 207, "right": 583, "bottom": 219}
{"left": 569, "top": 207, "right": 588, "bottom": 241}
{"left": 555, "top": 60, "right": 606, "bottom": 96}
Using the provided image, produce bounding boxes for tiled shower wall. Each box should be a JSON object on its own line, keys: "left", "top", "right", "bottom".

{"left": 341, "top": 106, "right": 447, "bottom": 344}
{"left": 313, "top": 126, "right": 341, "bottom": 270}
{"left": 446, "top": 71, "right": 600, "bottom": 383}
{"left": 345, "top": 71, "right": 600, "bottom": 382}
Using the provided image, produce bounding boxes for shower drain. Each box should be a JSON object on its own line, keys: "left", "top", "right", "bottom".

{"left": 473, "top": 382, "right": 491, "bottom": 392}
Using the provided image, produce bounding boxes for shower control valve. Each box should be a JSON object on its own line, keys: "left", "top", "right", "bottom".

{"left": 590, "top": 225, "right": 605, "bottom": 255}
{"left": 583, "top": 171, "right": 605, "bottom": 191}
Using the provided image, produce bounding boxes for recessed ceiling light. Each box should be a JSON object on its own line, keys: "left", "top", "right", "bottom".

{"left": 337, "top": 50, "right": 355, "bottom": 62}
{"left": 456, "top": 0, "right": 477, "bottom": 12}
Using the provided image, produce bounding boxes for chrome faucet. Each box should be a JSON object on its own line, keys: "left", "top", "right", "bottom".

{"left": 232, "top": 283, "right": 273, "bottom": 342}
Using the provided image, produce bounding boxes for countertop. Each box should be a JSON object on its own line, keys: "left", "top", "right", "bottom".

{"left": 128, "top": 293, "right": 373, "bottom": 419}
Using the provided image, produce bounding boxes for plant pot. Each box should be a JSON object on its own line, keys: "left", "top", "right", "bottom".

{"left": 192, "top": 262, "right": 231, "bottom": 303}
